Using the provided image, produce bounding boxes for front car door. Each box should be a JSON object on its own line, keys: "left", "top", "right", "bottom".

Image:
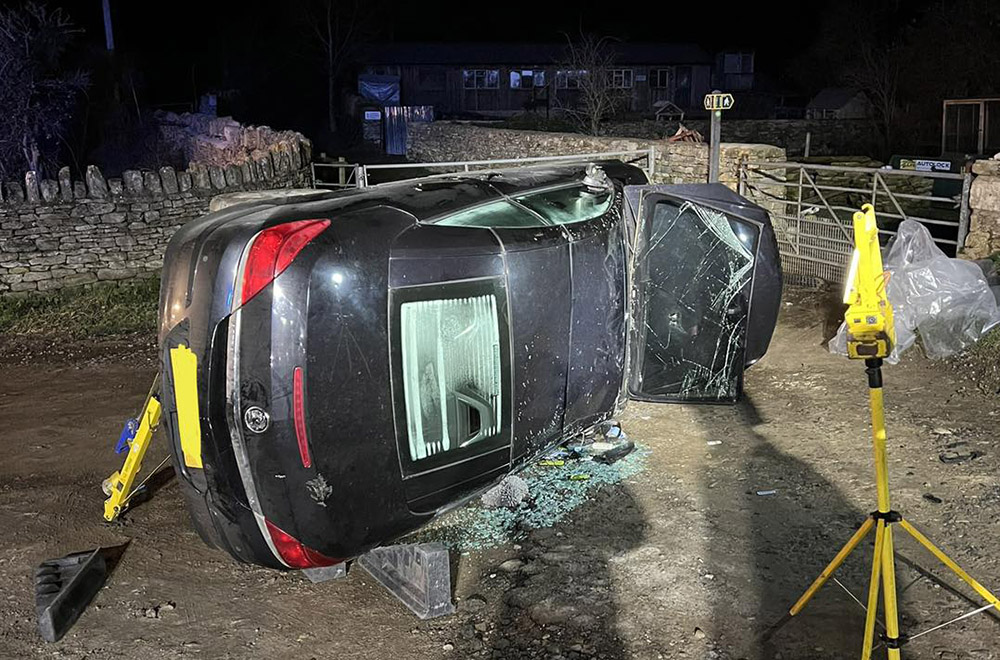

{"left": 624, "top": 184, "right": 782, "bottom": 403}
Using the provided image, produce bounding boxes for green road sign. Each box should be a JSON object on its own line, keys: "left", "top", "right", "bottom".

{"left": 704, "top": 92, "right": 735, "bottom": 111}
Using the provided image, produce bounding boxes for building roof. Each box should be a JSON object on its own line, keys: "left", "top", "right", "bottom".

{"left": 807, "top": 87, "right": 864, "bottom": 110}
{"left": 363, "top": 42, "right": 714, "bottom": 66}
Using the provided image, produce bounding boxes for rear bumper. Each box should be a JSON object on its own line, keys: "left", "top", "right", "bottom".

{"left": 160, "top": 317, "right": 285, "bottom": 569}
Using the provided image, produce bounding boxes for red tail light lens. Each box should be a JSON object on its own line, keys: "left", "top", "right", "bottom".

{"left": 240, "top": 219, "right": 331, "bottom": 305}
{"left": 292, "top": 366, "right": 312, "bottom": 468}
{"left": 264, "top": 518, "right": 341, "bottom": 569}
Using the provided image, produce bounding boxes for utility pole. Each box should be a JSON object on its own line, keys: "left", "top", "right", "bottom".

{"left": 709, "top": 108, "right": 721, "bottom": 183}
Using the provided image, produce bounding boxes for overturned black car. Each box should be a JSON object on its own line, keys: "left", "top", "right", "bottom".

{"left": 157, "top": 162, "right": 782, "bottom": 569}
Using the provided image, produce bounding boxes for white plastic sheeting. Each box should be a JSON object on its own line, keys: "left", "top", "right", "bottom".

{"left": 831, "top": 220, "right": 1000, "bottom": 362}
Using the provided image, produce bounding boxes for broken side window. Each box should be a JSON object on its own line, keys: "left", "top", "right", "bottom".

{"left": 400, "top": 295, "right": 503, "bottom": 461}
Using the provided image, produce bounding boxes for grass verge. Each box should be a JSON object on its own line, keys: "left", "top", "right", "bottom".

{"left": 960, "top": 325, "right": 1000, "bottom": 395}
{"left": 0, "top": 278, "right": 160, "bottom": 339}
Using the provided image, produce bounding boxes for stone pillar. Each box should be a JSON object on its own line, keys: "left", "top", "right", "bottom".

{"left": 965, "top": 160, "right": 1000, "bottom": 259}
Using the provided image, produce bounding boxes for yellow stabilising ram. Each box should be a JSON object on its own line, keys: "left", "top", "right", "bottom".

{"left": 103, "top": 389, "right": 162, "bottom": 522}
{"left": 843, "top": 204, "right": 895, "bottom": 359}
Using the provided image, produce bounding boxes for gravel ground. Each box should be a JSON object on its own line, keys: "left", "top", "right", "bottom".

{"left": 0, "top": 288, "right": 998, "bottom": 659}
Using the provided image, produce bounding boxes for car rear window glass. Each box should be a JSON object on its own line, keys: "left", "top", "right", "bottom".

{"left": 514, "top": 185, "right": 613, "bottom": 226}
{"left": 435, "top": 200, "right": 541, "bottom": 228}
{"left": 432, "top": 185, "right": 613, "bottom": 228}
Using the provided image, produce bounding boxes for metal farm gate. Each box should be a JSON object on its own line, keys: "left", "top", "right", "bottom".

{"left": 737, "top": 161, "right": 971, "bottom": 285}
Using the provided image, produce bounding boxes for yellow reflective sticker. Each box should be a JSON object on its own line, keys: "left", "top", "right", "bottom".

{"left": 170, "top": 344, "right": 203, "bottom": 468}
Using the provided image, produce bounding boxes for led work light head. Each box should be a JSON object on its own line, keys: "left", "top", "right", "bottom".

{"left": 842, "top": 204, "right": 895, "bottom": 360}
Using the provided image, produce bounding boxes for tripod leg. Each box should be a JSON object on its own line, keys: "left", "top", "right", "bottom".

{"left": 880, "top": 524, "right": 902, "bottom": 659}
{"left": 898, "top": 519, "right": 1000, "bottom": 608}
{"left": 790, "top": 517, "right": 875, "bottom": 616}
{"left": 861, "top": 519, "right": 885, "bottom": 660}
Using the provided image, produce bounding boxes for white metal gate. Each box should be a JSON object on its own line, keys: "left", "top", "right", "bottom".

{"left": 312, "top": 149, "right": 657, "bottom": 190}
{"left": 737, "top": 161, "right": 971, "bottom": 285}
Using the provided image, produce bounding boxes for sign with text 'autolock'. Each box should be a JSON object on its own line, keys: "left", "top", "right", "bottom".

{"left": 704, "top": 92, "right": 735, "bottom": 111}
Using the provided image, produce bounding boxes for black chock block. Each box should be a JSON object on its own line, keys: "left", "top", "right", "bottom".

{"left": 357, "top": 542, "right": 455, "bottom": 619}
{"left": 35, "top": 548, "right": 108, "bottom": 642}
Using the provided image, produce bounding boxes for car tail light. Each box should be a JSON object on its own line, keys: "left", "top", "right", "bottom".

{"left": 292, "top": 366, "right": 312, "bottom": 468}
{"left": 264, "top": 518, "right": 340, "bottom": 569}
{"left": 240, "top": 219, "right": 331, "bottom": 305}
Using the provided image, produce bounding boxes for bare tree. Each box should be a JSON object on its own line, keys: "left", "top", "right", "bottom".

{"left": 0, "top": 2, "right": 88, "bottom": 179}
{"left": 844, "top": 42, "right": 902, "bottom": 158}
{"left": 302, "top": 0, "right": 378, "bottom": 135}
{"left": 557, "top": 33, "right": 628, "bottom": 136}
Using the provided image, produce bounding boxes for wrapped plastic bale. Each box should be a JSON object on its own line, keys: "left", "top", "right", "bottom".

{"left": 831, "top": 219, "right": 1000, "bottom": 362}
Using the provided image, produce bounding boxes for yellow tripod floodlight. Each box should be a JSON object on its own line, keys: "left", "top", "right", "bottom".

{"left": 843, "top": 204, "right": 895, "bottom": 360}
{"left": 770, "top": 205, "right": 1000, "bottom": 659}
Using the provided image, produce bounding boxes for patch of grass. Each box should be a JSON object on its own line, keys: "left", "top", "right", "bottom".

{"left": 960, "top": 325, "right": 1000, "bottom": 395}
{"left": 0, "top": 278, "right": 160, "bottom": 338}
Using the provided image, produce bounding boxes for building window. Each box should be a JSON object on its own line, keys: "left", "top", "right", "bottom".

{"left": 510, "top": 69, "right": 546, "bottom": 89}
{"left": 722, "top": 52, "right": 754, "bottom": 91}
{"left": 723, "top": 52, "right": 754, "bottom": 74}
{"left": 463, "top": 69, "right": 499, "bottom": 89}
{"left": 610, "top": 69, "right": 633, "bottom": 89}
{"left": 555, "top": 70, "right": 586, "bottom": 89}
{"left": 651, "top": 68, "right": 671, "bottom": 89}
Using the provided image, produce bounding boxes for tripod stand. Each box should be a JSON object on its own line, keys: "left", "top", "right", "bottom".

{"left": 784, "top": 357, "right": 999, "bottom": 658}
{"left": 777, "top": 205, "right": 999, "bottom": 658}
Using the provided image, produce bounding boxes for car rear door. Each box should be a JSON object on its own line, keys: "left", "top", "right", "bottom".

{"left": 625, "top": 185, "right": 769, "bottom": 403}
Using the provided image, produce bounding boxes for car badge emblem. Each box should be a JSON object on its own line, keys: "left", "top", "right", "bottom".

{"left": 244, "top": 406, "right": 270, "bottom": 433}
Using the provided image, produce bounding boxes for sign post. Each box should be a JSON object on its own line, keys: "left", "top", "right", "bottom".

{"left": 703, "top": 91, "right": 735, "bottom": 183}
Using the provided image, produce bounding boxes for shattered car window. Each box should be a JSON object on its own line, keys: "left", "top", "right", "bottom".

{"left": 631, "top": 199, "right": 758, "bottom": 402}
{"left": 400, "top": 294, "right": 503, "bottom": 461}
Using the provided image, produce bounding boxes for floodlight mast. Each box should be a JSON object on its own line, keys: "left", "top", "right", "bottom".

{"left": 769, "top": 205, "right": 1000, "bottom": 660}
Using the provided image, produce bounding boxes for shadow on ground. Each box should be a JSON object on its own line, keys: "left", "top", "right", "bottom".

{"left": 448, "top": 484, "right": 648, "bottom": 659}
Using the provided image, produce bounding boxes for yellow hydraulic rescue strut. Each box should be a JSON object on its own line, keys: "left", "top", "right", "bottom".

{"left": 772, "top": 205, "right": 1000, "bottom": 659}
{"left": 102, "top": 377, "right": 162, "bottom": 522}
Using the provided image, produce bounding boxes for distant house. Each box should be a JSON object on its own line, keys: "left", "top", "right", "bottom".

{"left": 806, "top": 88, "right": 872, "bottom": 120}
{"left": 358, "top": 42, "right": 721, "bottom": 118}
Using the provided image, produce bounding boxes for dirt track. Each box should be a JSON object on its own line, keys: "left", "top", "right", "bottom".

{"left": 1, "top": 289, "right": 998, "bottom": 660}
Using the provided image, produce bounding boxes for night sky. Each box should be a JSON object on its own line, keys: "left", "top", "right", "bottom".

{"left": 70, "top": 0, "right": 827, "bottom": 107}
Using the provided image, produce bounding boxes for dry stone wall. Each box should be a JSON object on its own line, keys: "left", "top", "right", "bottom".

{"left": 0, "top": 118, "right": 312, "bottom": 295}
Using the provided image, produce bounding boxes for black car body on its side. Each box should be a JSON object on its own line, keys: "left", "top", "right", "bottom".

{"left": 157, "top": 162, "right": 781, "bottom": 569}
